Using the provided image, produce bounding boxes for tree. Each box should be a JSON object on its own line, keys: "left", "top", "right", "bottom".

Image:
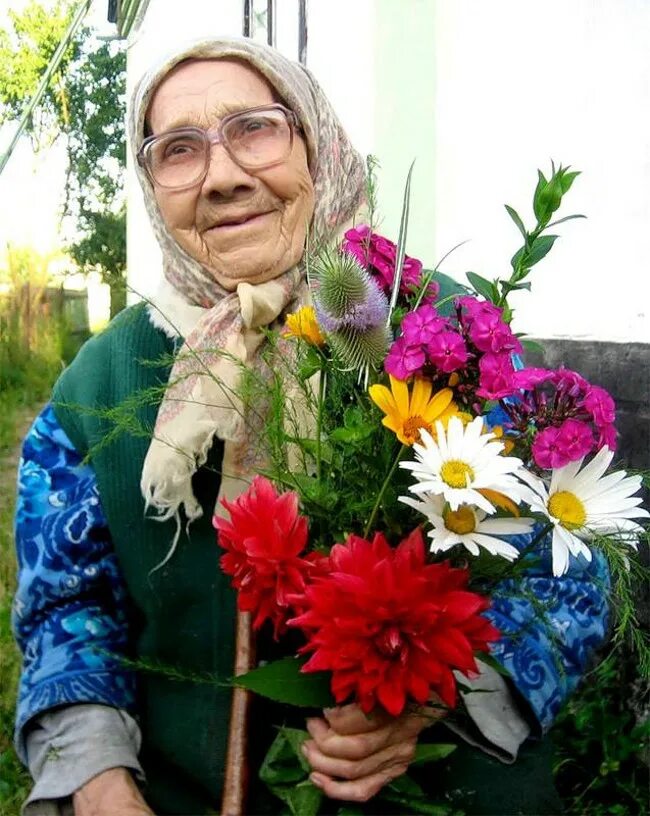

{"left": 0, "top": 0, "right": 127, "bottom": 316}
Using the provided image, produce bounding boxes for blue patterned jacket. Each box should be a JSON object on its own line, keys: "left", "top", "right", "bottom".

{"left": 13, "top": 403, "right": 610, "bottom": 758}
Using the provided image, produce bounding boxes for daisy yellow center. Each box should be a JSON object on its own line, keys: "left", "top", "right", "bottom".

{"left": 548, "top": 490, "right": 586, "bottom": 530}
{"left": 440, "top": 459, "right": 475, "bottom": 488}
{"left": 402, "top": 415, "right": 432, "bottom": 445}
{"left": 443, "top": 506, "right": 476, "bottom": 535}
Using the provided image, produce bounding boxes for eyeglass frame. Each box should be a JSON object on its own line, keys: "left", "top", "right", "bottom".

{"left": 136, "top": 103, "right": 301, "bottom": 190}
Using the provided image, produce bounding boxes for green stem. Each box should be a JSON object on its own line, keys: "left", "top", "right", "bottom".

{"left": 363, "top": 444, "right": 406, "bottom": 538}
{"left": 315, "top": 368, "right": 326, "bottom": 480}
{"left": 516, "top": 521, "right": 554, "bottom": 561}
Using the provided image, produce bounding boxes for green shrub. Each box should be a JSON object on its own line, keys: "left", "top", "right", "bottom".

{"left": 553, "top": 654, "right": 650, "bottom": 814}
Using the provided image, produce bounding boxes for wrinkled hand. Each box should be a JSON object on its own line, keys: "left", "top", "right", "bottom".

{"left": 302, "top": 702, "right": 444, "bottom": 803}
{"left": 73, "top": 767, "right": 154, "bottom": 816}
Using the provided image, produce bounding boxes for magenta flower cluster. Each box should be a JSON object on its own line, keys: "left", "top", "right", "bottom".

{"left": 507, "top": 367, "right": 617, "bottom": 470}
{"left": 384, "top": 295, "right": 523, "bottom": 401}
{"left": 343, "top": 225, "right": 437, "bottom": 298}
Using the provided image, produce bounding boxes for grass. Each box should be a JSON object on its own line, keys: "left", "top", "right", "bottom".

{"left": 0, "top": 299, "right": 84, "bottom": 813}
{"left": 0, "top": 407, "right": 35, "bottom": 815}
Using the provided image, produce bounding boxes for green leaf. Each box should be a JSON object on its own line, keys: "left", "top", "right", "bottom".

{"left": 389, "top": 161, "right": 416, "bottom": 319}
{"left": 520, "top": 338, "right": 546, "bottom": 356}
{"left": 260, "top": 730, "right": 309, "bottom": 786}
{"left": 504, "top": 204, "right": 528, "bottom": 241}
{"left": 532, "top": 169, "right": 548, "bottom": 223}
{"left": 335, "top": 808, "right": 366, "bottom": 816}
{"left": 330, "top": 426, "right": 372, "bottom": 444}
{"left": 285, "top": 780, "right": 323, "bottom": 816}
{"left": 559, "top": 169, "right": 580, "bottom": 194}
{"left": 291, "top": 473, "right": 338, "bottom": 510}
{"left": 298, "top": 357, "right": 322, "bottom": 381}
{"left": 465, "top": 271, "right": 497, "bottom": 302}
{"left": 526, "top": 234, "right": 558, "bottom": 266}
{"left": 387, "top": 773, "right": 426, "bottom": 796}
{"left": 511, "top": 235, "right": 558, "bottom": 273}
{"left": 546, "top": 213, "right": 586, "bottom": 229}
{"left": 286, "top": 437, "right": 333, "bottom": 465}
{"left": 533, "top": 169, "right": 563, "bottom": 226}
{"left": 233, "top": 656, "right": 335, "bottom": 707}
{"left": 380, "top": 790, "right": 454, "bottom": 815}
{"left": 411, "top": 742, "right": 457, "bottom": 765}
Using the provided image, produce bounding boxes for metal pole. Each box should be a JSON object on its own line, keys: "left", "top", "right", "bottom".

{"left": 0, "top": 0, "right": 92, "bottom": 177}
{"left": 242, "top": 0, "right": 252, "bottom": 37}
{"left": 267, "top": 0, "right": 276, "bottom": 47}
{"left": 298, "top": 0, "right": 308, "bottom": 65}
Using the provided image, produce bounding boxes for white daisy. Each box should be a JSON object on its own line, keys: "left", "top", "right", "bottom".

{"left": 400, "top": 493, "right": 535, "bottom": 561}
{"left": 518, "top": 446, "right": 649, "bottom": 577}
{"left": 400, "top": 415, "right": 528, "bottom": 514}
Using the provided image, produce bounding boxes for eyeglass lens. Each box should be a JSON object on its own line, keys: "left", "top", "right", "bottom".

{"left": 147, "top": 108, "right": 292, "bottom": 188}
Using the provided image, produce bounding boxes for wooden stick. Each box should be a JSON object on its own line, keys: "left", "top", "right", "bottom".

{"left": 221, "top": 610, "right": 255, "bottom": 816}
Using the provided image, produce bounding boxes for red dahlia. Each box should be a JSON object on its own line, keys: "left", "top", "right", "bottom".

{"left": 214, "top": 476, "right": 312, "bottom": 637}
{"left": 289, "top": 528, "right": 500, "bottom": 716}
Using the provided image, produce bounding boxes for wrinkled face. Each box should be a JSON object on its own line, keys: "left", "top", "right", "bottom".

{"left": 147, "top": 59, "right": 315, "bottom": 290}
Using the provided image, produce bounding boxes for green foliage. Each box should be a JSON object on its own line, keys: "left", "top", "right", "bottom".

{"left": 0, "top": 0, "right": 80, "bottom": 146}
{"left": 0, "top": 2, "right": 127, "bottom": 313}
{"left": 553, "top": 654, "right": 650, "bottom": 815}
{"left": 234, "top": 657, "right": 335, "bottom": 708}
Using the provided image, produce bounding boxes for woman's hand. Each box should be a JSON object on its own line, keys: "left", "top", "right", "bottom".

{"left": 73, "top": 767, "right": 154, "bottom": 816}
{"left": 302, "top": 702, "right": 444, "bottom": 803}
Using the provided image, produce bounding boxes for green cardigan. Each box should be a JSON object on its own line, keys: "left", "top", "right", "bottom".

{"left": 53, "top": 303, "right": 236, "bottom": 814}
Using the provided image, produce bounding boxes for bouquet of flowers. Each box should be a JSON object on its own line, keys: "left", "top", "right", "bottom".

{"left": 212, "top": 163, "right": 649, "bottom": 815}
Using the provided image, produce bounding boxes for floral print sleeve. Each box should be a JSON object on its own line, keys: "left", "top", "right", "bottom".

{"left": 485, "top": 529, "right": 610, "bottom": 733}
{"left": 12, "top": 403, "right": 137, "bottom": 763}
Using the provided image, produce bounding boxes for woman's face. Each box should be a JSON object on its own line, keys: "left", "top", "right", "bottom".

{"left": 147, "top": 59, "right": 315, "bottom": 290}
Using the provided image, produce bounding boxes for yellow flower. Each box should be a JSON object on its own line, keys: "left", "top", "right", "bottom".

{"left": 368, "top": 375, "right": 457, "bottom": 446}
{"left": 283, "top": 306, "right": 326, "bottom": 346}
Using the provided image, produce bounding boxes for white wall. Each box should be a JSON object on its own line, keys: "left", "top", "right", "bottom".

{"left": 427, "top": 0, "right": 650, "bottom": 342}
{"left": 126, "top": 0, "right": 650, "bottom": 343}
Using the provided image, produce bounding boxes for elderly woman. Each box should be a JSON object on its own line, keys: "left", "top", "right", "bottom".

{"left": 12, "top": 37, "right": 607, "bottom": 816}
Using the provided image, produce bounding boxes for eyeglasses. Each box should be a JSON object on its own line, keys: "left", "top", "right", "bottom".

{"left": 137, "top": 104, "right": 299, "bottom": 190}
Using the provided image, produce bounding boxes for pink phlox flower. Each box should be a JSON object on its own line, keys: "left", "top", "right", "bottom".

{"left": 401, "top": 304, "right": 448, "bottom": 345}
{"left": 343, "top": 225, "right": 373, "bottom": 267}
{"left": 385, "top": 337, "right": 426, "bottom": 379}
{"left": 557, "top": 418, "right": 595, "bottom": 462}
{"left": 532, "top": 419, "right": 595, "bottom": 470}
{"left": 581, "top": 385, "right": 616, "bottom": 427}
{"left": 598, "top": 422, "right": 618, "bottom": 451}
{"left": 551, "top": 367, "right": 590, "bottom": 396}
{"left": 511, "top": 367, "right": 553, "bottom": 391}
{"left": 456, "top": 296, "right": 504, "bottom": 328}
{"left": 343, "top": 225, "right": 424, "bottom": 294}
{"left": 531, "top": 426, "right": 566, "bottom": 469}
{"left": 426, "top": 330, "right": 469, "bottom": 373}
{"left": 469, "top": 312, "right": 523, "bottom": 355}
{"left": 476, "top": 352, "right": 517, "bottom": 399}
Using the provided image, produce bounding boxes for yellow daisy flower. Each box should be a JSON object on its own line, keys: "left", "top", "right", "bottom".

{"left": 283, "top": 306, "right": 326, "bottom": 346}
{"left": 368, "top": 376, "right": 457, "bottom": 446}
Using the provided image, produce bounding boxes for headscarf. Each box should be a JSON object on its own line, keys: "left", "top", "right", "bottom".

{"left": 129, "top": 37, "right": 365, "bottom": 540}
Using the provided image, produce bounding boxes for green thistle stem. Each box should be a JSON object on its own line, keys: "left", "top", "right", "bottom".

{"left": 363, "top": 444, "right": 406, "bottom": 538}
{"left": 315, "top": 368, "right": 326, "bottom": 480}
